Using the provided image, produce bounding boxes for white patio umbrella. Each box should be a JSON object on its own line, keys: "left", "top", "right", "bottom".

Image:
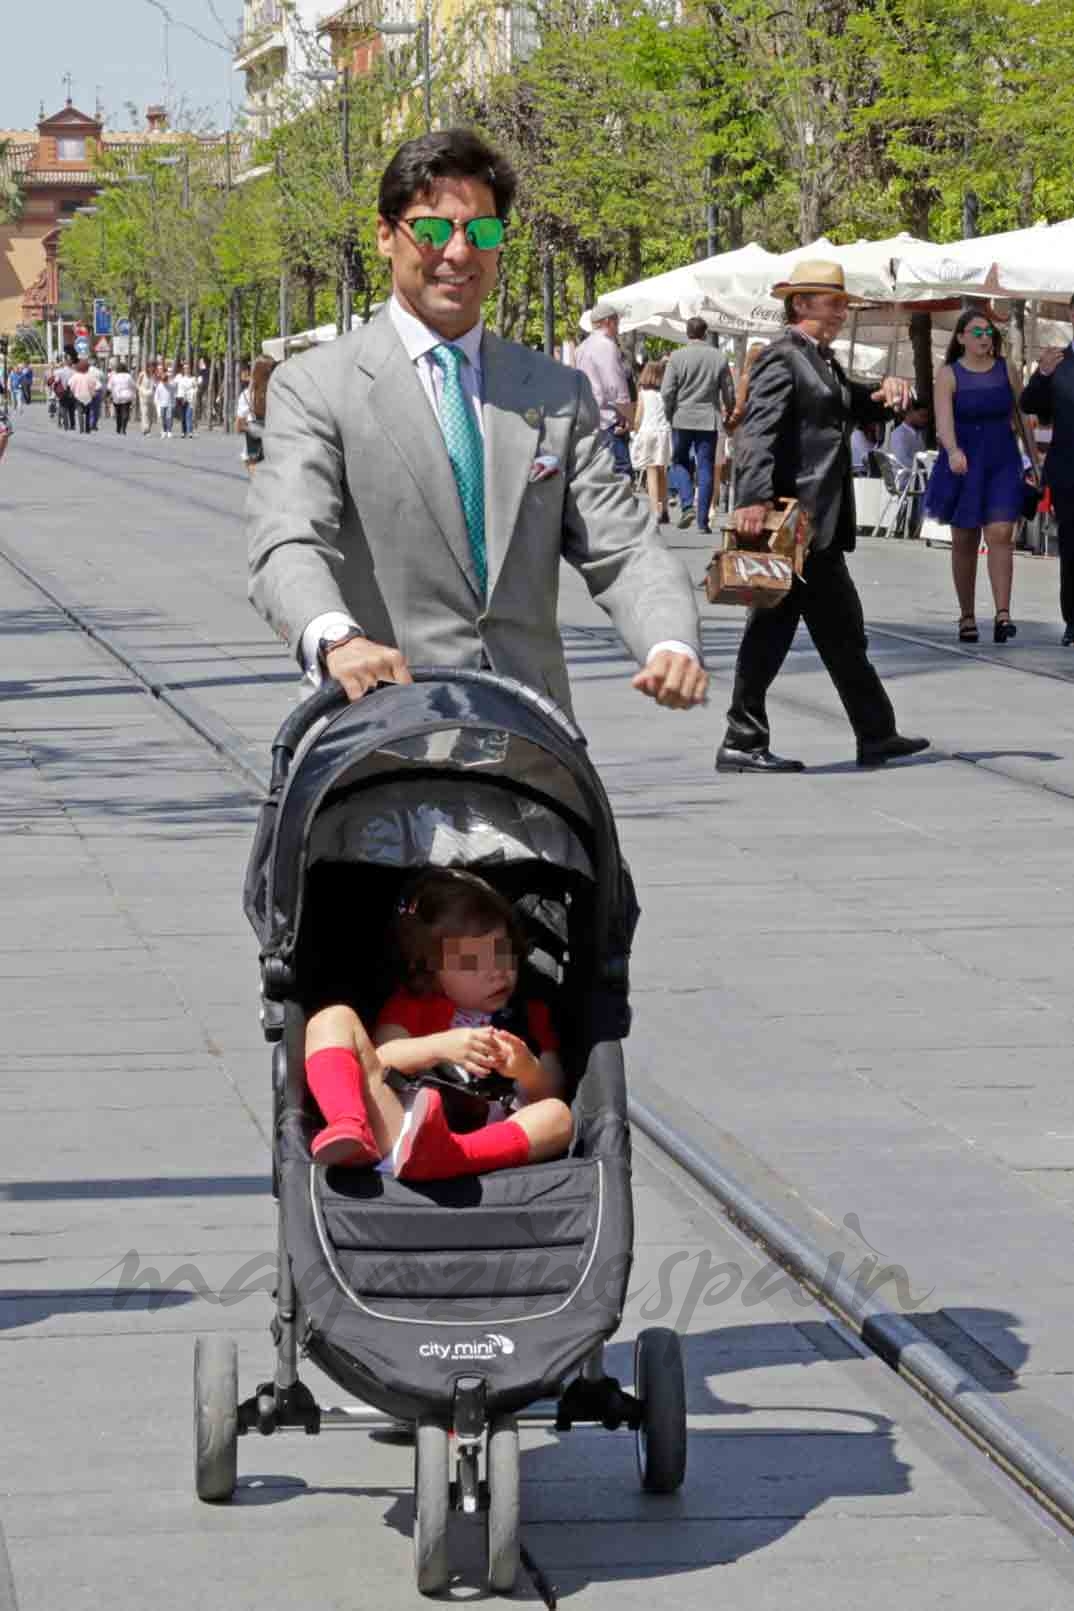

{"left": 892, "top": 220, "right": 1074, "bottom": 300}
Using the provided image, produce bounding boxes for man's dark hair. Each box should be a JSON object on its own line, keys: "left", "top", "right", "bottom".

{"left": 685, "top": 316, "right": 708, "bottom": 341}
{"left": 378, "top": 128, "right": 517, "bottom": 222}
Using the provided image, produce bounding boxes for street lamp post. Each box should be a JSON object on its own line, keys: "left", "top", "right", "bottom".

{"left": 306, "top": 65, "right": 356, "bottom": 334}
{"left": 155, "top": 152, "right": 192, "bottom": 369}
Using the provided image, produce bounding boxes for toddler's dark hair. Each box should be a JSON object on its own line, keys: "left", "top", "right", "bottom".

{"left": 392, "top": 868, "right": 528, "bottom": 995}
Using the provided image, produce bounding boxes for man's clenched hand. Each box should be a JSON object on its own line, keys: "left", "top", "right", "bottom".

{"left": 632, "top": 651, "right": 708, "bottom": 709}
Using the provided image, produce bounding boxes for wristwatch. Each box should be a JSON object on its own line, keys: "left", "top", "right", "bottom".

{"left": 317, "top": 626, "right": 366, "bottom": 676}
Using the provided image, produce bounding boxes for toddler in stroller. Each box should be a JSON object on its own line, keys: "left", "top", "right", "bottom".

{"left": 307, "top": 867, "right": 573, "bottom": 1177}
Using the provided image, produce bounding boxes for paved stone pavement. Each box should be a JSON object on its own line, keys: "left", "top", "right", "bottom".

{"left": 3, "top": 408, "right": 1074, "bottom": 1606}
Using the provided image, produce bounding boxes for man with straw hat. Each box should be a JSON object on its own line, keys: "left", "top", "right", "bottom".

{"left": 716, "top": 259, "right": 930, "bottom": 773}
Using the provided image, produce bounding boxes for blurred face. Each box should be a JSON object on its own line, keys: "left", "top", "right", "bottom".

{"left": 959, "top": 319, "right": 996, "bottom": 359}
{"left": 595, "top": 314, "right": 620, "bottom": 340}
{"left": 435, "top": 924, "right": 518, "bottom": 1013}
{"left": 377, "top": 176, "right": 503, "bottom": 340}
{"left": 795, "top": 291, "right": 849, "bottom": 343}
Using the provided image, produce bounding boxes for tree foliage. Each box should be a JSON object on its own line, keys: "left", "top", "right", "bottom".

{"left": 56, "top": 0, "right": 1074, "bottom": 354}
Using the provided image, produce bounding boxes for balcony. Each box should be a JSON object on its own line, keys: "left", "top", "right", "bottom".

{"left": 234, "top": 2, "right": 288, "bottom": 70}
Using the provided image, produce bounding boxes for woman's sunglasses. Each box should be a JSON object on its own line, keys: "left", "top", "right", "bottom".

{"left": 966, "top": 325, "right": 995, "bottom": 339}
{"left": 396, "top": 215, "right": 506, "bottom": 251}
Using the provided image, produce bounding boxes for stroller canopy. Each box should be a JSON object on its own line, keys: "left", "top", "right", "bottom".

{"left": 245, "top": 676, "right": 636, "bottom": 983}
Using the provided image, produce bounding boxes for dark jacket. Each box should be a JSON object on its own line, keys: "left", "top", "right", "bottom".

{"left": 734, "top": 329, "right": 890, "bottom": 551}
{"left": 1021, "top": 348, "right": 1074, "bottom": 491}
{"left": 661, "top": 341, "right": 734, "bottom": 432}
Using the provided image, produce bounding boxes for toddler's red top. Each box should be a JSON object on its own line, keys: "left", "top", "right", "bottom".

{"left": 376, "top": 989, "right": 558, "bottom": 1052}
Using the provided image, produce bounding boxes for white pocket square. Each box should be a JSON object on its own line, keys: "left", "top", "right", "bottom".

{"left": 528, "top": 454, "right": 561, "bottom": 483}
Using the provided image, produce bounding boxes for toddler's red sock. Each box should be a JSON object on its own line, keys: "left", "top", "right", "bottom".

{"left": 307, "top": 1046, "right": 379, "bottom": 1167}
{"left": 394, "top": 1088, "right": 531, "bottom": 1182}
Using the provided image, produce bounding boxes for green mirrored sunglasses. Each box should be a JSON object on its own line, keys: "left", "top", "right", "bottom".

{"left": 399, "top": 215, "right": 505, "bottom": 251}
{"left": 967, "top": 325, "right": 995, "bottom": 338}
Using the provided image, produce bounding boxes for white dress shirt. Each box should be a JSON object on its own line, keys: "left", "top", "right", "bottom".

{"left": 301, "top": 296, "right": 696, "bottom": 679}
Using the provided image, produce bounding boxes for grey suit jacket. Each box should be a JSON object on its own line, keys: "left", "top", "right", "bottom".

{"left": 660, "top": 342, "right": 732, "bottom": 432}
{"left": 247, "top": 310, "right": 700, "bottom": 714}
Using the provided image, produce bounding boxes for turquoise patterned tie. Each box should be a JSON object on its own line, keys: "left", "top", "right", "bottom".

{"left": 431, "top": 342, "right": 487, "bottom": 596}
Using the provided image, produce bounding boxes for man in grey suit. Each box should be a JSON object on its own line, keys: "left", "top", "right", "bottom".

{"left": 661, "top": 317, "right": 734, "bottom": 535}
{"left": 247, "top": 128, "right": 706, "bottom": 715}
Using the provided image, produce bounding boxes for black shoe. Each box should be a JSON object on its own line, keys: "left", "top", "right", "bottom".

{"left": 716, "top": 745, "right": 805, "bottom": 773}
{"left": 697, "top": 524, "right": 712, "bottom": 536}
{"left": 993, "top": 611, "right": 1016, "bottom": 643}
{"left": 856, "top": 733, "right": 930, "bottom": 767}
{"left": 1062, "top": 625, "right": 1074, "bottom": 646}
{"left": 678, "top": 509, "right": 695, "bottom": 529}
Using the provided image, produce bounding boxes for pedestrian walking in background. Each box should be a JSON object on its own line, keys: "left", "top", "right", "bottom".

{"left": 661, "top": 316, "right": 734, "bottom": 534}
{"left": 20, "top": 364, "right": 32, "bottom": 408}
{"left": 154, "top": 364, "right": 176, "bottom": 439}
{"left": 1021, "top": 294, "right": 1074, "bottom": 645}
{"left": 174, "top": 362, "right": 198, "bottom": 438}
{"left": 54, "top": 357, "right": 75, "bottom": 432}
{"left": 576, "top": 303, "right": 634, "bottom": 477}
{"left": 241, "top": 355, "right": 276, "bottom": 476}
{"left": 924, "top": 312, "right": 1024, "bottom": 643}
{"left": 718, "top": 260, "right": 929, "bottom": 773}
{"left": 86, "top": 360, "right": 103, "bottom": 431}
{"left": 0, "top": 384, "right": 11, "bottom": 463}
{"left": 630, "top": 359, "right": 672, "bottom": 522}
{"left": 8, "top": 362, "right": 25, "bottom": 416}
{"left": 196, "top": 355, "right": 210, "bottom": 424}
{"left": 68, "top": 359, "right": 99, "bottom": 435}
{"left": 108, "top": 362, "right": 136, "bottom": 435}
{"left": 137, "top": 365, "right": 156, "bottom": 435}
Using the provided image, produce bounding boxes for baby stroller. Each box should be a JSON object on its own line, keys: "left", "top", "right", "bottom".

{"left": 194, "top": 669, "right": 688, "bottom": 1595}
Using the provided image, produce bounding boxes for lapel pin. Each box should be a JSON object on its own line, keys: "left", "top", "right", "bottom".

{"left": 524, "top": 407, "right": 541, "bottom": 428}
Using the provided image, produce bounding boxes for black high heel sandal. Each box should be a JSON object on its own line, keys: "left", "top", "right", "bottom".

{"left": 994, "top": 611, "right": 1017, "bottom": 643}
{"left": 958, "top": 616, "right": 979, "bottom": 643}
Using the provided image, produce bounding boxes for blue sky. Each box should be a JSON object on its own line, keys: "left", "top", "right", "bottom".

{"left": 4, "top": 1, "right": 238, "bottom": 133}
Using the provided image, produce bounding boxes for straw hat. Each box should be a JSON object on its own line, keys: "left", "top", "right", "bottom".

{"left": 769, "top": 260, "right": 864, "bottom": 303}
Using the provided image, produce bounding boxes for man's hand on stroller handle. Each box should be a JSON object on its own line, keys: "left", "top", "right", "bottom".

{"left": 325, "top": 635, "right": 413, "bottom": 701}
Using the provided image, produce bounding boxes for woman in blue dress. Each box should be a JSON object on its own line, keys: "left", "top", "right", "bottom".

{"left": 925, "top": 311, "right": 1025, "bottom": 642}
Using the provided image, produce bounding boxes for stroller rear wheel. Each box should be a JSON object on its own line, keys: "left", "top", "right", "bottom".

{"left": 193, "top": 1335, "right": 238, "bottom": 1502}
{"left": 634, "top": 1327, "right": 687, "bottom": 1493}
{"left": 414, "top": 1419, "right": 451, "bottom": 1594}
{"left": 485, "top": 1415, "right": 520, "bottom": 1593}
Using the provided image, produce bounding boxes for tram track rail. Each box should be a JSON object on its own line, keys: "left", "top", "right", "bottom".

{"left": 7, "top": 534, "right": 1074, "bottom": 1545}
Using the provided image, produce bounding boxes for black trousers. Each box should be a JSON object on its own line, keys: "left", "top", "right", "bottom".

{"left": 724, "top": 544, "right": 896, "bottom": 751}
{"left": 1049, "top": 484, "right": 1074, "bottom": 627}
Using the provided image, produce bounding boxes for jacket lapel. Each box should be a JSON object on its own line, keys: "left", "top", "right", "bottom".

{"left": 357, "top": 312, "right": 481, "bottom": 601}
{"left": 789, "top": 328, "right": 842, "bottom": 396}
{"left": 481, "top": 331, "right": 540, "bottom": 599}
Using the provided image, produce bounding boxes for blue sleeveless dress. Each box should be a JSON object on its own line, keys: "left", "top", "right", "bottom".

{"left": 924, "top": 360, "right": 1023, "bottom": 527}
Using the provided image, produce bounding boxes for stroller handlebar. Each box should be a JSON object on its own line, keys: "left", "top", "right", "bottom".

{"left": 268, "top": 667, "right": 584, "bottom": 793}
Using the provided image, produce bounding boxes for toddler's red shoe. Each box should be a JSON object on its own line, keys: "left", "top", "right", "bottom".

{"left": 393, "top": 1087, "right": 456, "bottom": 1181}
{"left": 311, "top": 1116, "right": 380, "bottom": 1169}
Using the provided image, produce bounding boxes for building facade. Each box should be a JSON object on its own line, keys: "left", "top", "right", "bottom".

{"left": 234, "top": 0, "right": 331, "bottom": 138}
{"left": 0, "top": 100, "right": 183, "bottom": 339}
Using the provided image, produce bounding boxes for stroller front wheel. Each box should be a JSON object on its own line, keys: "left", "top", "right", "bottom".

{"left": 634, "top": 1326, "right": 687, "bottom": 1493}
{"left": 485, "top": 1415, "right": 520, "bottom": 1593}
{"left": 414, "top": 1419, "right": 450, "bottom": 1594}
{"left": 193, "top": 1335, "right": 238, "bottom": 1502}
